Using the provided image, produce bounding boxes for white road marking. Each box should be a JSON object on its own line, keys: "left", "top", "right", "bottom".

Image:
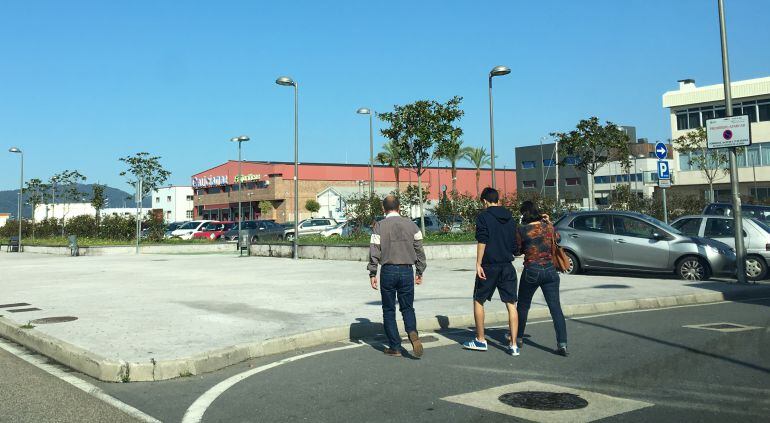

{"left": 181, "top": 296, "right": 770, "bottom": 422}
{"left": 181, "top": 342, "right": 364, "bottom": 423}
{"left": 0, "top": 339, "right": 162, "bottom": 423}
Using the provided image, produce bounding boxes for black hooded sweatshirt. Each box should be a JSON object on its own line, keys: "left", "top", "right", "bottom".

{"left": 475, "top": 206, "right": 519, "bottom": 265}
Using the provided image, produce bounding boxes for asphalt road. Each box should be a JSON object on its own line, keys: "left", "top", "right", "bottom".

{"left": 2, "top": 298, "right": 769, "bottom": 422}
{"left": 0, "top": 345, "right": 140, "bottom": 423}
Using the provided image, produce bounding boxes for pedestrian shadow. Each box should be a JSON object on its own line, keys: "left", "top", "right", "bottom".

{"left": 436, "top": 325, "right": 513, "bottom": 354}
{"left": 684, "top": 281, "right": 770, "bottom": 308}
{"left": 348, "top": 318, "right": 384, "bottom": 342}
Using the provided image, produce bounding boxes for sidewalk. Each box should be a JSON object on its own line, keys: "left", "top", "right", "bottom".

{"left": 1, "top": 253, "right": 767, "bottom": 381}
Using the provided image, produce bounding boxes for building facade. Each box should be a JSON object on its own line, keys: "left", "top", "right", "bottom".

{"left": 191, "top": 161, "right": 516, "bottom": 223}
{"left": 663, "top": 77, "right": 770, "bottom": 201}
{"left": 516, "top": 135, "right": 671, "bottom": 207}
{"left": 515, "top": 143, "right": 588, "bottom": 207}
{"left": 151, "top": 186, "right": 194, "bottom": 222}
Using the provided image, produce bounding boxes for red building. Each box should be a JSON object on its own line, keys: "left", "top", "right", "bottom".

{"left": 191, "top": 161, "right": 516, "bottom": 222}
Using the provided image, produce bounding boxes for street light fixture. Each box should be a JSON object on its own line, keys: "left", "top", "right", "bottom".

{"left": 8, "top": 147, "right": 23, "bottom": 252}
{"left": 488, "top": 65, "right": 510, "bottom": 188}
{"left": 230, "top": 135, "right": 250, "bottom": 256}
{"left": 357, "top": 107, "right": 374, "bottom": 196}
{"left": 276, "top": 76, "right": 299, "bottom": 259}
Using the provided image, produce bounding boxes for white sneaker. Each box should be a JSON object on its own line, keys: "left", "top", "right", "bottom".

{"left": 508, "top": 345, "right": 520, "bottom": 356}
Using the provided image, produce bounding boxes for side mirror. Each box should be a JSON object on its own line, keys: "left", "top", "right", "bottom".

{"left": 652, "top": 232, "right": 665, "bottom": 240}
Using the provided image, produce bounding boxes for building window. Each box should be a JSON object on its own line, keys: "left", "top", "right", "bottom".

{"left": 522, "top": 180, "right": 536, "bottom": 188}
{"left": 688, "top": 111, "right": 701, "bottom": 129}
{"left": 166, "top": 196, "right": 171, "bottom": 202}
{"left": 566, "top": 178, "right": 581, "bottom": 186}
{"left": 186, "top": 210, "right": 193, "bottom": 219}
{"left": 676, "top": 113, "right": 688, "bottom": 131}
{"left": 521, "top": 161, "right": 536, "bottom": 169}
{"left": 543, "top": 159, "right": 556, "bottom": 167}
{"left": 155, "top": 197, "right": 160, "bottom": 203}
{"left": 594, "top": 176, "right": 611, "bottom": 184}
{"left": 759, "top": 102, "right": 770, "bottom": 122}
{"left": 186, "top": 195, "right": 194, "bottom": 201}
{"left": 564, "top": 156, "right": 578, "bottom": 166}
{"left": 544, "top": 179, "right": 556, "bottom": 187}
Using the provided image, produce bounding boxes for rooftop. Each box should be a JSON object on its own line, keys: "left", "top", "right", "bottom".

{"left": 662, "top": 76, "right": 770, "bottom": 109}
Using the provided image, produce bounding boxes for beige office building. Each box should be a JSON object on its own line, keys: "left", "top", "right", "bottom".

{"left": 663, "top": 77, "right": 770, "bottom": 201}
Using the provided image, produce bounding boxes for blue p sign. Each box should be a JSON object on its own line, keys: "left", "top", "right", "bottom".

{"left": 657, "top": 161, "right": 670, "bottom": 180}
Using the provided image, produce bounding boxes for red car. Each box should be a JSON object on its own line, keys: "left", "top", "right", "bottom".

{"left": 192, "top": 221, "right": 236, "bottom": 240}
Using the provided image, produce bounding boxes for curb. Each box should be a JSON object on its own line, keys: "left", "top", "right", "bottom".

{"left": 1, "top": 285, "right": 768, "bottom": 382}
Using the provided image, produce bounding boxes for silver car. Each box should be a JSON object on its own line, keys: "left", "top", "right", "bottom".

{"left": 671, "top": 215, "right": 770, "bottom": 281}
{"left": 284, "top": 218, "right": 339, "bottom": 241}
{"left": 555, "top": 211, "right": 736, "bottom": 281}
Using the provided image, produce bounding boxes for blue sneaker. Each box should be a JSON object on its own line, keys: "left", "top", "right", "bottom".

{"left": 462, "top": 339, "right": 488, "bottom": 351}
{"left": 507, "top": 345, "right": 520, "bottom": 356}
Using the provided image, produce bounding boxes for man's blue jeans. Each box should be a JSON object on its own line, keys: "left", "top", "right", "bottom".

{"left": 380, "top": 264, "right": 417, "bottom": 349}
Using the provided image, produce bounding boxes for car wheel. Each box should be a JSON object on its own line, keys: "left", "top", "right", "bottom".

{"left": 250, "top": 235, "right": 258, "bottom": 244}
{"left": 745, "top": 255, "right": 767, "bottom": 281}
{"left": 285, "top": 233, "right": 294, "bottom": 242}
{"left": 209, "top": 233, "right": 216, "bottom": 240}
{"left": 564, "top": 251, "right": 581, "bottom": 275}
{"left": 677, "top": 256, "right": 710, "bottom": 281}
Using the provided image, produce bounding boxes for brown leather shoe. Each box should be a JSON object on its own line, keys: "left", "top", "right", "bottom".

{"left": 383, "top": 347, "right": 402, "bottom": 357}
{"left": 408, "top": 331, "right": 423, "bottom": 358}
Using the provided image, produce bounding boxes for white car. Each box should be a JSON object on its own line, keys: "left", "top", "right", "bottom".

{"left": 320, "top": 222, "right": 346, "bottom": 237}
{"left": 284, "top": 218, "right": 339, "bottom": 241}
{"left": 170, "top": 220, "right": 213, "bottom": 240}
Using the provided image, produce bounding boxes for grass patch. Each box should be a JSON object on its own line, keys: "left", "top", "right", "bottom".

{"left": 20, "top": 321, "right": 35, "bottom": 329}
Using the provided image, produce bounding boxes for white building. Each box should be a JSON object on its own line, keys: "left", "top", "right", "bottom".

{"left": 316, "top": 185, "right": 431, "bottom": 221}
{"left": 663, "top": 77, "right": 770, "bottom": 201}
{"left": 151, "top": 186, "right": 194, "bottom": 222}
{"left": 0, "top": 213, "right": 10, "bottom": 227}
{"left": 33, "top": 203, "right": 136, "bottom": 221}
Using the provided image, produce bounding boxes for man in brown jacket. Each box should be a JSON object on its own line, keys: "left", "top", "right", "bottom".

{"left": 368, "top": 195, "right": 427, "bottom": 358}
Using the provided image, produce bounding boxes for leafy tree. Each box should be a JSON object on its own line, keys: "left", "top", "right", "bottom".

{"left": 674, "top": 127, "right": 729, "bottom": 202}
{"left": 552, "top": 117, "right": 631, "bottom": 209}
{"left": 91, "top": 184, "right": 106, "bottom": 225}
{"left": 305, "top": 199, "right": 320, "bottom": 216}
{"left": 25, "top": 178, "right": 50, "bottom": 239}
{"left": 344, "top": 193, "right": 383, "bottom": 230}
{"left": 379, "top": 96, "right": 463, "bottom": 233}
{"left": 258, "top": 200, "right": 274, "bottom": 219}
{"left": 402, "top": 185, "right": 431, "bottom": 217}
{"left": 433, "top": 194, "right": 455, "bottom": 230}
{"left": 375, "top": 141, "right": 405, "bottom": 193}
{"left": 49, "top": 170, "right": 87, "bottom": 235}
{"left": 434, "top": 130, "right": 466, "bottom": 196}
{"left": 118, "top": 152, "right": 172, "bottom": 200}
{"left": 464, "top": 147, "right": 491, "bottom": 197}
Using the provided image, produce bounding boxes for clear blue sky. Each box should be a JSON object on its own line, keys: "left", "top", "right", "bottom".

{"left": 2, "top": 0, "right": 769, "bottom": 192}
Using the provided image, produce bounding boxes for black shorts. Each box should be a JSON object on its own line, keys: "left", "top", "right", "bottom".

{"left": 473, "top": 263, "right": 518, "bottom": 304}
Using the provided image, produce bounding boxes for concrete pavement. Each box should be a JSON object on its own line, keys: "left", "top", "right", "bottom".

{"left": 1, "top": 252, "right": 769, "bottom": 381}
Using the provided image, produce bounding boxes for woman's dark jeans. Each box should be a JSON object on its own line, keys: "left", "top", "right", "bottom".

{"left": 517, "top": 263, "right": 567, "bottom": 347}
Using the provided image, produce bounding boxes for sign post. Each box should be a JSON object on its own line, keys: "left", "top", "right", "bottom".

{"left": 715, "top": 0, "right": 747, "bottom": 283}
{"left": 656, "top": 143, "right": 671, "bottom": 223}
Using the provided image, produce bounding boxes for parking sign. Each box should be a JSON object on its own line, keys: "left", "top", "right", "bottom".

{"left": 657, "top": 161, "right": 670, "bottom": 180}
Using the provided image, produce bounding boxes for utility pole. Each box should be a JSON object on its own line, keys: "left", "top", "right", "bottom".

{"left": 718, "top": 0, "right": 747, "bottom": 283}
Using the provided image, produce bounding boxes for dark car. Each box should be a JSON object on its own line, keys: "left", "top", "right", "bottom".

{"left": 556, "top": 211, "right": 736, "bottom": 281}
{"left": 223, "top": 220, "right": 285, "bottom": 244}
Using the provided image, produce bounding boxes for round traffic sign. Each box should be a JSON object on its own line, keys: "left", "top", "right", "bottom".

{"left": 723, "top": 129, "right": 733, "bottom": 140}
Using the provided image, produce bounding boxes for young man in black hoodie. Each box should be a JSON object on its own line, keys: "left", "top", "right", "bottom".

{"left": 462, "top": 187, "right": 520, "bottom": 355}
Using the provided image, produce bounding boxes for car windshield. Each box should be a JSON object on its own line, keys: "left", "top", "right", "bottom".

{"left": 751, "top": 218, "right": 770, "bottom": 234}
{"left": 635, "top": 214, "right": 682, "bottom": 235}
{"left": 178, "top": 221, "right": 201, "bottom": 230}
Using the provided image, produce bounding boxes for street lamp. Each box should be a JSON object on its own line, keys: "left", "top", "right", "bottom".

{"left": 488, "top": 65, "right": 510, "bottom": 188}
{"left": 230, "top": 135, "right": 250, "bottom": 256}
{"left": 276, "top": 76, "right": 299, "bottom": 260}
{"left": 9, "top": 147, "right": 23, "bottom": 252}
{"left": 357, "top": 107, "right": 374, "bottom": 196}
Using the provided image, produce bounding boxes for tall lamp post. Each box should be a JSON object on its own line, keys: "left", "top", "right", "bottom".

{"left": 488, "top": 65, "right": 510, "bottom": 188}
{"left": 9, "top": 147, "right": 23, "bottom": 252}
{"left": 276, "top": 76, "right": 300, "bottom": 260}
{"left": 356, "top": 108, "right": 375, "bottom": 196}
{"left": 230, "top": 135, "right": 250, "bottom": 256}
